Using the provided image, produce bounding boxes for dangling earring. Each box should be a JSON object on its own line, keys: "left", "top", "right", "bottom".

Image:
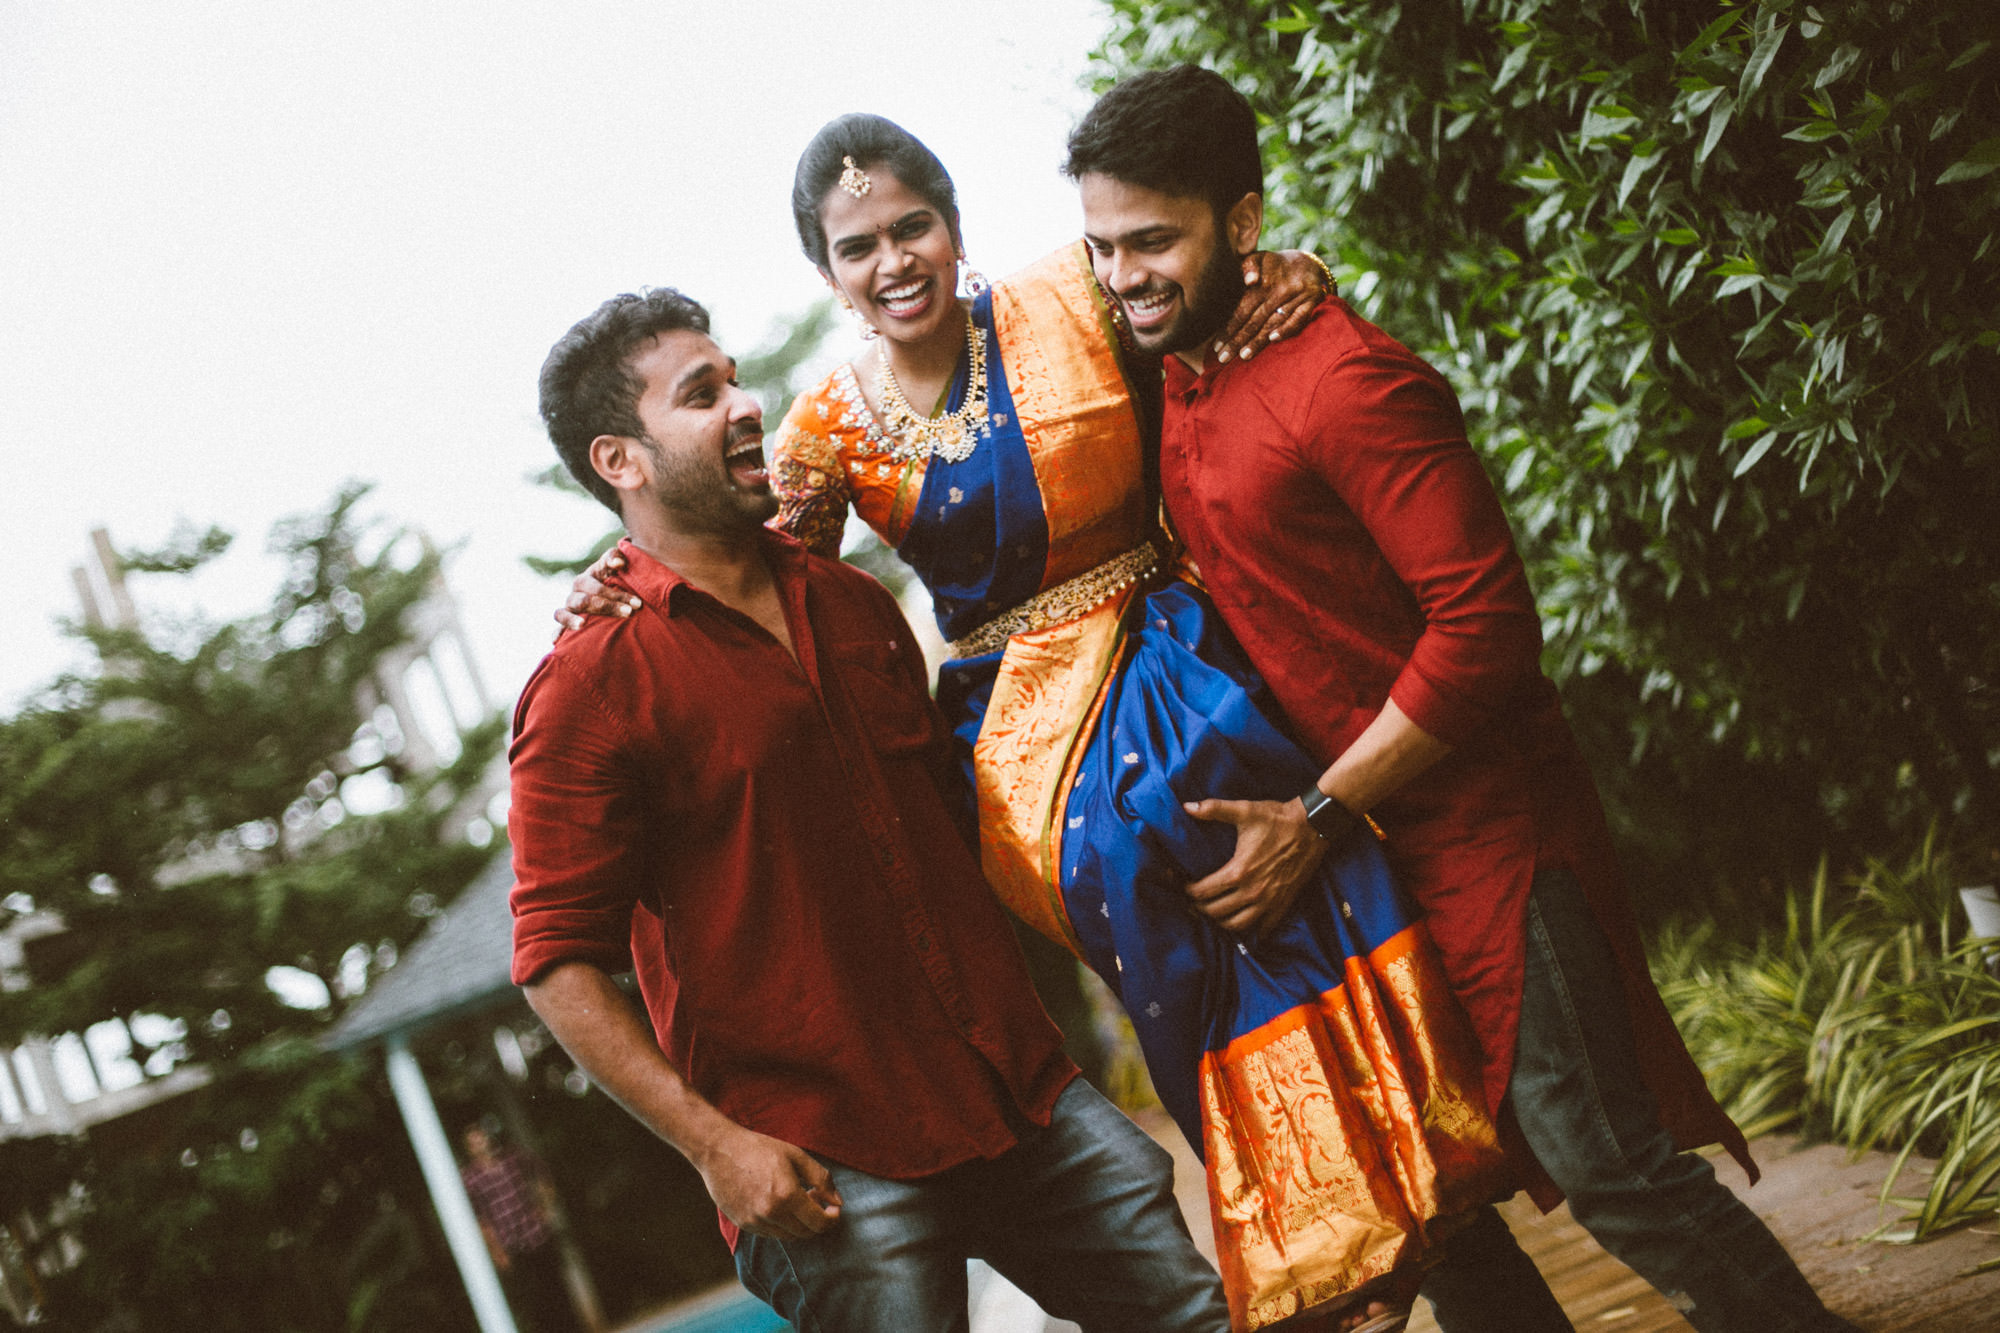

{"left": 834, "top": 289, "right": 879, "bottom": 341}
{"left": 1104, "top": 292, "right": 1135, "bottom": 352}
{"left": 958, "top": 257, "right": 989, "bottom": 297}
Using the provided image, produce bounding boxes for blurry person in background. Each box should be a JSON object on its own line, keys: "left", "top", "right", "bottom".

{"left": 459, "top": 1123, "right": 575, "bottom": 1332}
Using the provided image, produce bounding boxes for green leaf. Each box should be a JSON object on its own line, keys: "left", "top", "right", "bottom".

{"left": 1938, "top": 138, "right": 2000, "bottom": 186}
{"left": 1814, "top": 43, "right": 1862, "bottom": 90}
{"left": 1734, "top": 431, "right": 1780, "bottom": 477}
{"left": 1667, "top": 258, "right": 1701, "bottom": 303}
{"left": 1699, "top": 94, "right": 1736, "bottom": 166}
{"left": 1683, "top": 84, "right": 1728, "bottom": 116}
{"left": 1617, "top": 153, "right": 1657, "bottom": 210}
{"left": 1740, "top": 22, "right": 1790, "bottom": 101}
{"left": 1581, "top": 108, "right": 1637, "bottom": 142}
{"left": 1679, "top": 11, "right": 1743, "bottom": 68}
{"left": 1948, "top": 41, "right": 1991, "bottom": 71}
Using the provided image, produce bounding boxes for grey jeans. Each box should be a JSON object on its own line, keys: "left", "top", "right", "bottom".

{"left": 1420, "top": 867, "right": 1857, "bottom": 1333}
{"left": 733, "top": 1078, "right": 1229, "bottom": 1332}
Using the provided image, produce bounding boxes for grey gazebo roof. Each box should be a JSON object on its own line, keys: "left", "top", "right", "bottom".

{"left": 323, "top": 850, "right": 519, "bottom": 1052}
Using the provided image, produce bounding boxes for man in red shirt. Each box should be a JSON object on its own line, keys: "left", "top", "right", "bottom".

{"left": 510, "top": 287, "right": 1229, "bottom": 1330}
{"left": 1062, "top": 66, "right": 1857, "bottom": 1333}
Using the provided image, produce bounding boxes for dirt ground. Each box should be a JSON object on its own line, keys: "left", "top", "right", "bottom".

{"left": 1693, "top": 1134, "right": 2000, "bottom": 1333}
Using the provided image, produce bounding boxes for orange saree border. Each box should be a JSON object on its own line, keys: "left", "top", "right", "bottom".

{"left": 1201, "top": 926, "right": 1508, "bottom": 1330}
{"left": 971, "top": 246, "right": 1153, "bottom": 951}
{"left": 973, "top": 593, "right": 1134, "bottom": 952}
{"left": 988, "top": 243, "right": 1149, "bottom": 586}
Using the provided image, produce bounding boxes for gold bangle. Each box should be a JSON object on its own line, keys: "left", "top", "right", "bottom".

{"left": 1304, "top": 252, "right": 1337, "bottom": 297}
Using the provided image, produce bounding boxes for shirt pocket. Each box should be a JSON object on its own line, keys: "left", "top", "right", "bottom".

{"left": 826, "top": 639, "right": 939, "bottom": 757}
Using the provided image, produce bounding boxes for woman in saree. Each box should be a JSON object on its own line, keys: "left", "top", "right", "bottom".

{"left": 572, "top": 115, "right": 1508, "bottom": 1332}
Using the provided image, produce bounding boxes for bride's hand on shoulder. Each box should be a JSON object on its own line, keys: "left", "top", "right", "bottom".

{"left": 552, "top": 548, "right": 642, "bottom": 640}
{"left": 1214, "top": 250, "right": 1335, "bottom": 364}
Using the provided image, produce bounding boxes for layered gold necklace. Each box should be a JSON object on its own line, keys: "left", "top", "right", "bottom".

{"left": 874, "top": 312, "right": 989, "bottom": 464}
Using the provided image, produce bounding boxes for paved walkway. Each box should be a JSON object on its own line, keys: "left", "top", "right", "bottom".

{"left": 617, "top": 1118, "right": 2000, "bottom": 1332}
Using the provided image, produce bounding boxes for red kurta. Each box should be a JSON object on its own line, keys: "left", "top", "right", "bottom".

{"left": 1158, "top": 301, "right": 1750, "bottom": 1202}
{"left": 509, "top": 533, "right": 1075, "bottom": 1195}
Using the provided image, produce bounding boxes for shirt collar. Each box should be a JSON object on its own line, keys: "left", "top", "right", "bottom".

{"left": 616, "top": 526, "right": 809, "bottom": 616}
{"left": 1163, "top": 303, "right": 1330, "bottom": 397}
{"left": 1162, "top": 350, "right": 1219, "bottom": 397}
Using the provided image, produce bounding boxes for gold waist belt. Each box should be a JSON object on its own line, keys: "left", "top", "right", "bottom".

{"left": 947, "top": 542, "right": 1160, "bottom": 660}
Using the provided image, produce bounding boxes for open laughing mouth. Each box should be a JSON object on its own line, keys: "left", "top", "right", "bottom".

{"left": 875, "top": 277, "right": 934, "bottom": 321}
{"left": 1119, "top": 285, "right": 1178, "bottom": 331}
{"left": 724, "top": 433, "right": 767, "bottom": 487}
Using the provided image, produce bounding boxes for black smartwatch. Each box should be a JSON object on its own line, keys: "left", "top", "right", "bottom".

{"left": 1298, "top": 786, "right": 1359, "bottom": 843}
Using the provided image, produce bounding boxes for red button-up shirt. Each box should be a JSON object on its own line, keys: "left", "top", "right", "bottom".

{"left": 1159, "top": 303, "right": 1749, "bottom": 1197}
{"left": 508, "top": 533, "right": 1074, "bottom": 1190}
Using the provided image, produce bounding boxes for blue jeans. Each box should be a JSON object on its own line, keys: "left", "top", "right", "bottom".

{"left": 1421, "top": 868, "right": 1856, "bottom": 1333}
{"left": 733, "top": 1079, "right": 1229, "bottom": 1332}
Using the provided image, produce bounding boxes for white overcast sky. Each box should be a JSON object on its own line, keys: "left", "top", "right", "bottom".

{"left": 0, "top": 0, "right": 1111, "bottom": 711}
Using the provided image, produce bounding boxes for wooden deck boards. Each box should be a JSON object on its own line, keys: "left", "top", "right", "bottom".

{"left": 1144, "top": 1112, "right": 2000, "bottom": 1332}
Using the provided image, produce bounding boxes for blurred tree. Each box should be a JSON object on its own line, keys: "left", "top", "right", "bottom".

{"left": 1090, "top": 0, "right": 2000, "bottom": 907}
{"left": 0, "top": 487, "right": 499, "bottom": 1329}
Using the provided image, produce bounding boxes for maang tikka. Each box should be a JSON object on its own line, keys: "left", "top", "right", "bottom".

{"left": 839, "top": 155, "right": 872, "bottom": 198}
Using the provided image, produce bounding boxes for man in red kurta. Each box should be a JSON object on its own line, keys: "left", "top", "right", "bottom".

{"left": 1064, "top": 66, "right": 1857, "bottom": 1333}
{"left": 510, "top": 287, "right": 1229, "bottom": 1331}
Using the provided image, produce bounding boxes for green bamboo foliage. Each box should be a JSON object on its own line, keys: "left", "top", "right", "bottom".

{"left": 1090, "top": 0, "right": 2000, "bottom": 898}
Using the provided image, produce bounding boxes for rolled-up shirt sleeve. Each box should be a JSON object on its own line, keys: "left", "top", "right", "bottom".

{"left": 1303, "top": 350, "right": 1545, "bottom": 748}
{"left": 507, "top": 654, "right": 644, "bottom": 984}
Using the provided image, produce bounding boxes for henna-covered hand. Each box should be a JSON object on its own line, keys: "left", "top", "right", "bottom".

{"left": 552, "top": 547, "right": 643, "bottom": 641}
{"left": 1214, "top": 250, "right": 1335, "bottom": 364}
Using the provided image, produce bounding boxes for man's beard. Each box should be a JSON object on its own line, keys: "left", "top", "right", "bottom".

{"left": 644, "top": 422, "right": 777, "bottom": 537}
{"left": 1128, "top": 237, "right": 1244, "bottom": 358}
{"left": 1175, "top": 238, "right": 1248, "bottom": 354}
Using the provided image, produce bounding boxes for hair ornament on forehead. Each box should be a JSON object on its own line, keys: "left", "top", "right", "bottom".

{"left": 838, "top": 155, "right": 873, "bottom": 198}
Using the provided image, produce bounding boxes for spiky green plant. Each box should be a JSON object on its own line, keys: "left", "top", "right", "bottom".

{"left": 1656, "top": 832, "right": 2000, "bottom": 1268}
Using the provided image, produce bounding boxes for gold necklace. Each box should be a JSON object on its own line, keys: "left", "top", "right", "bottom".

{"left": 875, "top": 312, "right": 989, "bottom": 465}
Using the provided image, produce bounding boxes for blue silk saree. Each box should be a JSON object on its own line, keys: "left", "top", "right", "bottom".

{"left": 771, "top": 244, "right": 1505, "bottom": 1329}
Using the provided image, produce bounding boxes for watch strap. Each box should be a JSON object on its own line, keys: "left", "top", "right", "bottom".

{"left": 1298, "top": 785, "right": 1357, "bottom": 841}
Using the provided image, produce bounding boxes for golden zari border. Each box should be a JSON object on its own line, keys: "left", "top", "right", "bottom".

{"left": 990, "top": 245, "right": 1150, "bottom": 588}
{"left": 1200, "top": 926, "right": 1507, "bottom": 1330}
{"left": 971, "top": 587, "right": 1139, "bottom": 955}
{"left": 949, "top": 542, "right": 1158, "bottom": 660}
